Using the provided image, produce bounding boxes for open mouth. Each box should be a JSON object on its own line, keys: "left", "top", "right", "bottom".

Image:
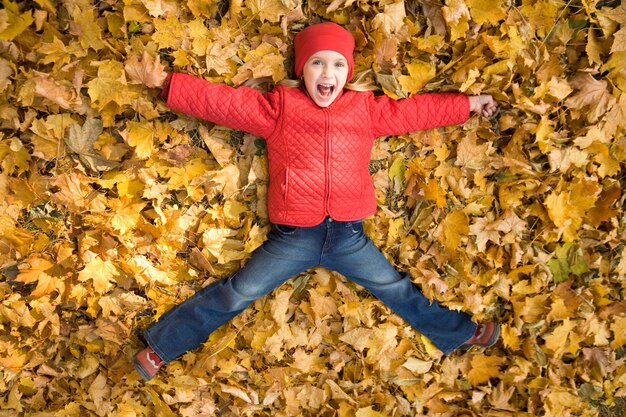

{"left": 317, "top": 83, "right": 335, "bottom": 98}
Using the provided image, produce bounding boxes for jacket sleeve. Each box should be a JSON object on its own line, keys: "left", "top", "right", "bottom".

{"left": 368, "top": 92, "right": 470, "bottom": 137}
{"left": 163, "top": 73, "right": 281, "bottom": 139}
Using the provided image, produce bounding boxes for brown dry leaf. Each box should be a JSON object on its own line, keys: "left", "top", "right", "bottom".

{"left": 565, "top": 72, "right": 616, "bottom": 122}
{"left": 32, "top": 71, "right": 84, "bottom": 111}
{"left": 66, "top": 118, "right": 119, "bottom": 173}
{"left": 455, "top": 132, "right": 493, "bottom": 170}
{"left": 124, "top": 51, "right": 169, "bottom": 88}
{"left": 371, "top": 2, "right": 406, "bottom": 35}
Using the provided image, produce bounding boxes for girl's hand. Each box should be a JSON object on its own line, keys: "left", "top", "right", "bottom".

{"left": 468, "top": 94, "right": 497, "bottom": 117}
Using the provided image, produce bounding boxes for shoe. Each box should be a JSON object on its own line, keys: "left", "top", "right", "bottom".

{"left": 133, "top": 346, "right": 164, "bottom": 380}
{"left": 460, "top": 322, "right": 500, "bottom": 350}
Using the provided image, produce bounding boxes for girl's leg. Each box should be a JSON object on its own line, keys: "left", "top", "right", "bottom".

{"left": 320, "top": 220, "right": 476, "bottom": 355}
{"left": 143, "top": 225, "right": 319, "bottom": 362}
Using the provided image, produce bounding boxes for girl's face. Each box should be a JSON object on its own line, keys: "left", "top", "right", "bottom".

{"left": 302, "top": 50, "right": 349, "bottom": 108}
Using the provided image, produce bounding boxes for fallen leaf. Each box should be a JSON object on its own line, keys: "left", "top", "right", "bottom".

{"left": 467, "top": 355, "right": 506, "bottom": 386}
{"left": 124, "top": 51, "right": 168, "bottom": 88}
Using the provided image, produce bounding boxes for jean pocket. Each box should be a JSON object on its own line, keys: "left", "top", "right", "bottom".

{"left": 346, "top": 220, "right": 363, "bottom": 234}
{"left": 274, "top": 224, "right": 298, "bottom": 235}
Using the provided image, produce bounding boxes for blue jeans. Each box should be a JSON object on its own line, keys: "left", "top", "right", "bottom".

{"left": 144, "top": 218, "right": 476, "bottom": 360}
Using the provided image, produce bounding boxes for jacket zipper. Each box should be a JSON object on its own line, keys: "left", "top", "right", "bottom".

{"left": 323, "top": 108, "right": 331, "bottom": 216}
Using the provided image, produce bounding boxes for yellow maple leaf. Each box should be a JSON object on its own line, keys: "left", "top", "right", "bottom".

{"left": 0, "top": 350, "right": 28, "bottom": 371}
{"left": 51, "top": 171, "right": 107, "bottom": 213}
{"left": 610, "top": 316, "right": 626, "bottom": 349}
{"left": 545, "top": 389, "right": 580, "bottom": 416}
{"left": 210, "top": 165, "right": 242, "bottom": 197}
{"left": 465, "top": 0, "right": 506, "bottom": 25}
{"left": 544, "top": 176, "right": 599, "bottom": 241}
{"left": 120, "top": 121, "right": 154, "bottom": 160}
{"left": 29, "top": 114, "right": 72, "bottom": 160}
{"left": 401, "top": 357, "right": 433, "bottom": 373}
{"left": 16, "top": 255, "right": 54, "bottom": 284}
{"left": 398, "top": 61, "right": 436, "bottom": 95}
{"left": 87, "top": 61, "right": 130, "bottom": 111}
{"left": 72, "top": 7, "right": 105, "bottom": 51}
{"left": 467, "top": 355, "right": 506, "bottom": 386}
{"left": 437, "top": 210, "right": 469, "bottom": 251}
{"left": 339, "top": 327, "right": 371, "bottom": 352}
{"left": 78, "top": 257, "right": 122, "bottom": 294}
{"left": 205, "top": 41, "right": 238, "bottom": 76}
{"left": 512, "top": 294, "right": 550, "bottom": 324}
{"left": 152, "top": 13, "right": 186, "bottom": 49}
{"left": 142, "top": 0, "right": 178, "bottom": 17}
{"left": 355, "top": 406, "right": 386, "bottom": 417}
{"left": 587, "top": 142, "right": 621, "bottom": 178}
{"left": 201, "top": 227, "right": 246, "bottom": 264}
{"left": 0, "top": 0, "right": 34, "bottom": 41}
{"left": 469, "top": 216, "right": 503, "bottom": 252}
{"left": 518, "top": 0, "right": 560, "bottom": 39}
{"left": 0, "top": 215, "right": 34, "bottom": 257}
{"left": 442, "top": 0, "right": 470, "bottom": 41}
{"left": 308, "top": 289, "right": 338, "bottom": 322}
{"left": 16, "top": 255, "right": 63, "bottom": 297}
{"left": 421, "top": 179, "right": 446, "bottom": 208}
{"left": 246, "top": 0, "right": 291, "bottom": 22}
{"left": 232, "top": 42, "right": 287, "bottom": 84}
{"left": 543, "top": 318, "right": 577, "bottom": 355}
{"left": 501, "top": 323, "right": 522, "bottom": 351}
{"left": 199, "top": 126, "right": 235, "bottom": 167}
{"left": 37, "top": 36, "right": 82, "bottom": 70}
{"left": 109, "top": 198, "right": 146, "bottom": 235}
{"left": 0, "top": 137, "right": 30, "bottom": 176}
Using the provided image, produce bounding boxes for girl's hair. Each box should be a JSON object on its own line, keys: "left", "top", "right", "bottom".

{"left": 278, "top": 70, "right": 379, "bottom": 92}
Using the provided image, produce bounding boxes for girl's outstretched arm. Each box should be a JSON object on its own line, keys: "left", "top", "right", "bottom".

{"left": 369, "top": 92, "right": 470, "bottom": 137}
{"left": 162, "top": 73, "right": 281, "bottom": 139}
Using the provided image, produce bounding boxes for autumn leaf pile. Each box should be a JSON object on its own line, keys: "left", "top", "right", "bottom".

{"left": 1, "top": 0, "right": 626, "bottom": 415}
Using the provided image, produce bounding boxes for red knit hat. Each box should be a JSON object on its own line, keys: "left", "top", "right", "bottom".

{"left": 294, "top": 22, "right": 355, "bottom": 80}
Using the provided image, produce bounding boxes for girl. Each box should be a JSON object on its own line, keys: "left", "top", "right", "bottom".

{"left": 133, "top": 22, "right": 499, "bottom": 380}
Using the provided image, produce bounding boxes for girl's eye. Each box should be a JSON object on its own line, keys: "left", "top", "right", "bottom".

{"left": 335, "top": 62, "right": 346, "bottom": 67}
{"left": 312, "top": 60, "right": 322, "bottom": 65}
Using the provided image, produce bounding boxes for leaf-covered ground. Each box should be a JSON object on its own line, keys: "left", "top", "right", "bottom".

{"left": 1, "top": 0, "right": 626, "bottom": 416}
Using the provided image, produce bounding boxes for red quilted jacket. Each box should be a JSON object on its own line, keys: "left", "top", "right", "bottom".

{"left": 163, "top": 73, "right": 470, "bottom": 226}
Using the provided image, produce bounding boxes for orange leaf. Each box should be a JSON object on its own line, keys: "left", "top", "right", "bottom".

{"left": 467, "top": 355, "right": 506, "bottom": 386}
{"left": 16, "top": 255, "right": 54, "bottom": 284}
{"left": 437, "top": 209, "right": 468, "bottom": 251}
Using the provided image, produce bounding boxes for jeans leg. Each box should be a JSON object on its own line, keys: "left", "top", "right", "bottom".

{"left": 321, "top": 221, "right": 476, "bottom": 355}
{"left": 144, "top": 226, "right": 319, "bottom": 362}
